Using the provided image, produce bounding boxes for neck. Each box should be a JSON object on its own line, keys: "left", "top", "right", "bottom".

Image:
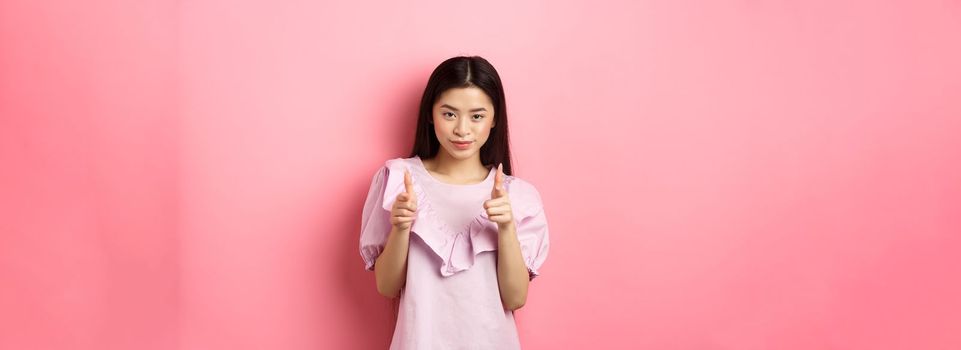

{"left": 428, "top": 149, "right": 488, "bottom": 180}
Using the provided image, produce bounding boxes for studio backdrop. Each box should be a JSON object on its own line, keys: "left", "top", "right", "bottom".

{"left": 1, "top": 0, "right": 960, "bottom": 349}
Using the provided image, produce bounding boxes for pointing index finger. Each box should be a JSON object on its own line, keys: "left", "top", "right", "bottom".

{"left": 492, "top": 163, "right": 505, "bottom": 196}
{"left": 404, "top": 169, "right": 414, "bottom": 195}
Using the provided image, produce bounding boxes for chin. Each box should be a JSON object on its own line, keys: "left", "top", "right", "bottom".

{"left": 444, "top": 147, "right": 477, "bottom": 160}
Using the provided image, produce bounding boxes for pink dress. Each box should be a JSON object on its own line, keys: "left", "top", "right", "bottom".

{"left": 359, "top": 156, "right": 550, "bottom": 350}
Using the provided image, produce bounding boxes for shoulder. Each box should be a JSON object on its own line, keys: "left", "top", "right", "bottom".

{"left": 367, "top": 156, "right": 418, "bottom": 178}
{"left": 367, "top": 156, "right": 418, "bottom": 186}
{"left": 506, "top": 175, "right": 544, "bottom": 214}
{"left": 507, "top": 175, "right": 541, "bottom": 197}
{"left": 368, "top": 156, "right": 420, "bottom": 210}
{"left": 383, "top": 156, "right": 419, "bottom": 172}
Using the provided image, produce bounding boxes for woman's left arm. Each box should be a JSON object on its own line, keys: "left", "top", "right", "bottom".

{"left": 496, "top": 222, "right": 530, "bottom": 311}
{"left": 485, "top": 163, "right": 531, "bottom": 311}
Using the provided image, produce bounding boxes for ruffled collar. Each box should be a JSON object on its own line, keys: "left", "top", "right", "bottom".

{"left": 382, "top": 157, "right": 515, "bottom": 277}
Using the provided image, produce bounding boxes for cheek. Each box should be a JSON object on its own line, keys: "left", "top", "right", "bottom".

{"left": 434, "top": 121, "right": 451, "bottom": 134}
{"left": 477, "top": 122, "right": 493, "bottom": 141}
{"left": 430, "top": 117, "right": 444, "bottom": 131}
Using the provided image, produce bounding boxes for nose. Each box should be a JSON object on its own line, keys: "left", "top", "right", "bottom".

{"left": 453, "top": 118, "right": 470, "bottom": 137}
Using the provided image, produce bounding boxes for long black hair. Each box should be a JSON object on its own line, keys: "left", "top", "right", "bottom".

{"left": 407, "top": 56, "right": 513, "bottom": 175}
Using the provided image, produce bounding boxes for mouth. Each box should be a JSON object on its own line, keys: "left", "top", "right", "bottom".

{"left": 451, "top": 140, "right": 474, "bottom": 150}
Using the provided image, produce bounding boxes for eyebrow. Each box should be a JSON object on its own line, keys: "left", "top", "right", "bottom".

{"left": 440, "top": 104, "right": 487, "bottom": 113}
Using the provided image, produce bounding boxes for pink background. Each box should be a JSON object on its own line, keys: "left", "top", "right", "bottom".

{"left": 2, "top": 0, "right": 960, "bottom": 349}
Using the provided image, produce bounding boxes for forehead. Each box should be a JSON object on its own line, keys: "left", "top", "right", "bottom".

{"left": 434, "top": 87, "right": 493, "bottom": 108}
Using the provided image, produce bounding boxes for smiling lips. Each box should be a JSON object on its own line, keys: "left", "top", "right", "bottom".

{"left": 451, "top": 140, "right": 473, "bottom": 149}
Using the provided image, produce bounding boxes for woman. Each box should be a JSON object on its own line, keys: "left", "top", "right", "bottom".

{"left": 359, "top": 55, "right": 550, "bottom": 349}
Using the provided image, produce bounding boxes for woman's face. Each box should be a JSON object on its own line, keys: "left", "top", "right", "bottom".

{"left": 431, "top": 86, "right": 496, "bottom": 160}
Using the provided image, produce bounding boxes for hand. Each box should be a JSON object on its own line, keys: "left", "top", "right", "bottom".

{"left": 483, "top": 163, "right": 514, "bottom": 231}
{"left": 390, "top": 169, "right": 418, "bottom": 232}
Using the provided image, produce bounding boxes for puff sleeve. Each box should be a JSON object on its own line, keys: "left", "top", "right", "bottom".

{"left": 510, "top": 179, "right": 550, "bottom": 281}
{"left": 359, "top": 165, "right": 390, "bottom": 271}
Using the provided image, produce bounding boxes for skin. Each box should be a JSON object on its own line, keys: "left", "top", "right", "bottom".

{"left": 373, "top": 86, "right": 531, "bottom": 311}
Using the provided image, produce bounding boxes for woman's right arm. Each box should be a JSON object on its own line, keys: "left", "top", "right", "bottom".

{"left": 373, "top": 169, "right": 417, "bottom": 299}
{"left": 374, "top": 227, "right": 410, "bottom": 298}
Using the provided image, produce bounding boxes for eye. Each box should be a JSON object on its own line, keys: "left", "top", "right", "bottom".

{"left": 442, "top": 112, "right": 455, "bottom": 119}
{"left": 472, "top": 114, "right": 485, "bottom": 120}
